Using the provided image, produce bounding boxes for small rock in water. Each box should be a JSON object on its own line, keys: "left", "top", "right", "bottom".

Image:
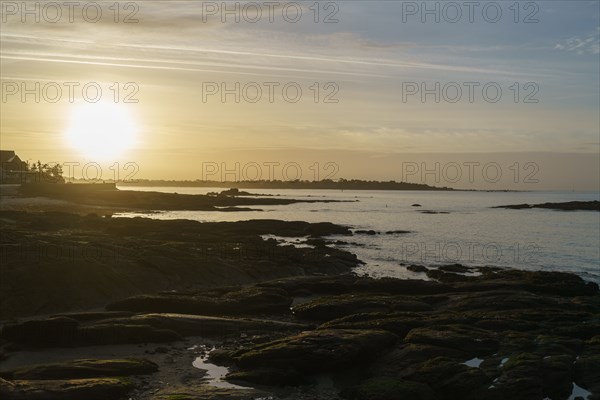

{"left": 407, "top": 264, "right": 428, "bottom": 273}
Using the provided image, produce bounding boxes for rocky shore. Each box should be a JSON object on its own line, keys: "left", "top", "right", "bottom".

{"left": 493, "top": 200, "right": 600, "bottom": 211}
{"left": 1, "top": 259, "right": 598, "bottom": 399}
{"left": 1, "top": 210, "right": 599, "bottom": 400}
{"left": 11, "top": 184, "right": 347, "bottom": 215}
{"left": 0, "top": 210, "right": 357, "bottom": 319}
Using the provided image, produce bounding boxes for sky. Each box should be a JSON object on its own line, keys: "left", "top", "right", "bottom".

{"left": 1, "top": 0, "right": 599, "bottom": 190}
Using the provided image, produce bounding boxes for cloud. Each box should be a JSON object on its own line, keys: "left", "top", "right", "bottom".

{"left": 555, "top": 29, "right": 600, "bottom": 55}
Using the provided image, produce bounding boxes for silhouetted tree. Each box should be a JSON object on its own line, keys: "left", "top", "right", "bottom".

{"left": 32, "top": 160, "right": 65, "bottom": 183}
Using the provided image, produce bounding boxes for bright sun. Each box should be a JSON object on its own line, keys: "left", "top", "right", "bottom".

{"left": 66, "top": 102, "right": 137, "bottom": 160}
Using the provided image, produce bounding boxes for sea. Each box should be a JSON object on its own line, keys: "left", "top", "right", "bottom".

{"left": 115, "top": 187, "right": 600, "bottom": 284}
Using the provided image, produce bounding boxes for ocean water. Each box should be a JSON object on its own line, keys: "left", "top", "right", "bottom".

{"left": 116, "top": 187, "right": 600, "bottom": 283}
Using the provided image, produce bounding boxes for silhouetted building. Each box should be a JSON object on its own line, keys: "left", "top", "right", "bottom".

{"left": 0, "top": 150, "right": 28, "bottom": 183}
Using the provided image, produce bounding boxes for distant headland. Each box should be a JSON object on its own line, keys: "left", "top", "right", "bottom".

{"left": 118, "top": 179, "right": 455, "bottom": 191}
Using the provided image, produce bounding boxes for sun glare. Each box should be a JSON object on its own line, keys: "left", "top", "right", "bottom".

{"left": 65, "top": 102, "right": 137, "bottom": 160}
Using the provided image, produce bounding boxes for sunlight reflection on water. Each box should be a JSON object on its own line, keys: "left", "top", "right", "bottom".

{"left": 115, "top": 187, "right": 600, "bottom": 283}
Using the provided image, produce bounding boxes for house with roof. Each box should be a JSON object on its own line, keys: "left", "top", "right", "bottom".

{"left": 0, "top": 150, "right": 28, "bottom": 183}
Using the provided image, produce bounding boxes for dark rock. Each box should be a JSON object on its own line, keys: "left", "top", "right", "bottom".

{"left": 148, "top": 386, "right": 263, "bottom": 400}
{"left": 49, "top": 311, "right": 134, "bottom": 322}
{"left": 541, "top": 354, "right": 575, "bottom": 400}
{"left": 574, "top": 354, "right": 600, "bottom": 398}
{"left": 438, "top": 264, "right": 473, "bottom": 274}
{"left": 2, "top": 315, "right": 182, "bottom": 348}
{"left": 520, "top": 270, "right": 599, "bottom": 297}
{"left": 154, "top": 347, "right": 169, "bottom": 354}
{"left": 0, "top": 358, "right": 157, "bottom": 380}
{"left": 17, "top": 186, "right": 344, "bottom": 210}
{"left": 234, "top": 329, "right": 398, "bottom": 373}
{"left": 215, "top": 188, "right": 250, "bottom": 197}
{"left": 426, "top": 269, "right": 470, "bottom": 282}
{"left": 78, "top": 323, "right": 181, "bottom": 345}
{"left": 437, "top": 290, "right": 572, "bottom": 313}
{"left": 473, "top": 317, "right": 538, "bottom": 333}
{"left": 493, "top": 203, "right": 531, "bottom": 209}
{"left": 0, "top": 377, "right": 133, "bottom": 400}
{"left": 303, "top": 221, "right": 353, "bottom": 237}
{"left": 586, "top": 336, "right": 600, "bottom": 345}
{"left": 0, "top": 211, "right": 358, "bottom": 320}
{"left": 553, "top": 320, "right": 600, "bottom": 340}
{"left": 319, "top": 312, "right": 426, "bottom": 337}
{"left": 407, "top": 264, "right": 428, "bottom": 273}
{"left": 1, "top": 317, "right": 79, "bottom": 347}
{"left": 106, "top": 286, "right": 292, "bottom": 316}
{"left": 355, "top": 230, "right": 378, "bottom": 235}
{"left": 226, "top": 368, "right": 305, "bottom": 386}
{"left": 353, "top": 278, "right": 452, "bottom": 296}
{"left": 493, "top": 200, "right": 600, "bottom": 211}
{"left": 341, "top": 377, "right": 436, "bottom": 400}
{"left": 407, "top": 357, "right": 490, "bottom": 400}
{"left": 405, "top": 325, "right": 499, "bottom": 356}
{"left": 207, "top": 349, "right": 235, "bottom": 366}
{"left": 120, "top": 313, "right": 308, "bottom": 338}
{"left": 293, "top": 294, "right": 432, "bottom": 321}
{"left": 443, "top": 268, "right": 600, "bottom": 298}
{"left": 258, "top": 275, "right": 453, "bottom": 298}
{"left": 535, "top": 335, "right": 583, "bottom": 357}
{"left": 488, "top": 353, "right": 544, "bottom": 400}
{"left": 367, "top": 344, "right": 468, "bottom": 379}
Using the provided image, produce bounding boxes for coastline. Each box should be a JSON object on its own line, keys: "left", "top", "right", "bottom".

{"left": 1, "top": 260, "right": 598, "bottom": 400}
{"left": 1, "top": 188, "right": 599, "bottom": 400}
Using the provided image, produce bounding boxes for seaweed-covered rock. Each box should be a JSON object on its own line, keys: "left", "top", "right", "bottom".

{"left": 0, "top": 211, "right": 358, "bottom": 320}
{"left": 293, "top": 294, "right": 431, "bottom": 321}
{"left": 0, "top": 377, "right": 133, "bottom": 400}
{"left": 407, "top": 357, "right": 490, "bottom": 400}
{"left": 0, "top": 358, "right": 157, "bottom": 380}
{"left": 487, "top": 353, "right": 544, "bottom": 400}
{"left": 438, "top": 290, "right": 575, "bottom": 313}
{"left": 574, "top": 354, "right": 600, "bottom": 398}
{"left": 226, "top": 368, "right": 305, "bottom": 386}
{"left": 258, "top": 275, "right": 451, "bottom": 297}
{"left": 405, "top": 325, "right": 499, "bottom": 356}
{"left": 106, "top": 286, "right": 292, "bottom": 316}
{"left": 534, "top": 335, "right": 583, "bottom": 357}
{"left": 458, "top": 269, "right": 599, "bottom": 297}
{"left": 541, "top": 354, "right": 575, "bottom": 400}
{"left": 367, "top": 344, "right": 467, "bottom": 379}
{"left": 318, "top": 312, "right": 425, "bottom": 337}
{"left": 123, "top": 313, "right": 308, "bottom": 337}
{"left": 148, "top": 385, "right": 264, "bottom": 400}
{"left": 234, "top": 329, "right": 397, "bottom": 375}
